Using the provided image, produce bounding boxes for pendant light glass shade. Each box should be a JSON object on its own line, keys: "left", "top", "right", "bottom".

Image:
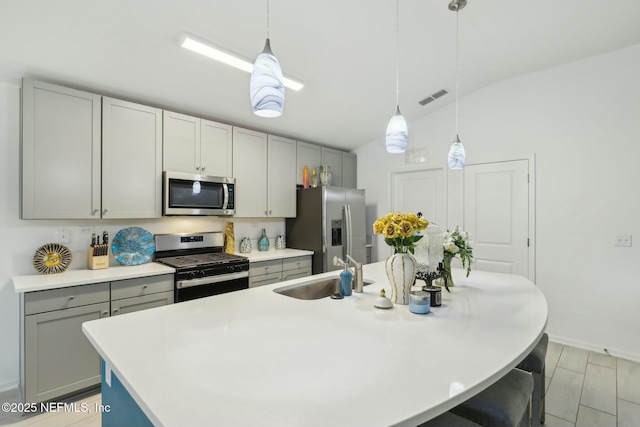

{"left": 448, "top": 135, "right": 465, "bottom": 169}
{"left": 448, "top": 0, "right": 467, "bottom": 169}
{"left": 386, "top": 105, "right": 408, "bottom": 153}
{"left": 250, "top": 38, "right": 285, "bottom": 117}
{"left": 386, "top": 0, "right": 407, "bottom": 154}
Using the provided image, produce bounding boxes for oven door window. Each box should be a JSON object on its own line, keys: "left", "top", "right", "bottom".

{"left": 168, "top": 179, "right": 224, "bottom": 209}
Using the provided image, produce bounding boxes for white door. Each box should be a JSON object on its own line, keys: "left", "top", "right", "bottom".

{"left": 391, "top": 168, "right": 446, "bottom": 225}
{"left": 464, "top": 160, "right": 530, "bottom": 277}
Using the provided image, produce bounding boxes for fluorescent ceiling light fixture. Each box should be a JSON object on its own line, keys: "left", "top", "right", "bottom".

{"left": 179, "top": 32, "right": 304, "bottom": 91}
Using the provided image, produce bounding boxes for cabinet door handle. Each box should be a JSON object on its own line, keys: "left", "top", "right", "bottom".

{"left": 269, "top": 210, "right": 272, "bottom": 215}
{"left": 91, "top": 209, "right": 99, "bottom": 215}
{"left": 103, "top": 311, "right": 109, "bottom": 316}
{"left": 201, "top": 166, "right": 206, "bottom": 171}
{"left": 283, "top": 276, "right": 287, "bottom": 280}
{"left": 68, "top": 296, "right": 74, "bottom": 300}
{"left": 143, "top": 285, "right": 148, "bottom": 289}
{"left": 103, "top": 208, "right": 109, "bottom": 215}
{"left": 112, "top": 309, "right": 119, "bottom": 314}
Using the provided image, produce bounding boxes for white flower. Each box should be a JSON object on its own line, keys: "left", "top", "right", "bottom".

{"left": 446, "top": 243, "right": 459, "bottom": 253}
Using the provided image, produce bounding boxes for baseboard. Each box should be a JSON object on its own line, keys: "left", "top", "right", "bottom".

{"left": 0, "top": 381, "right": 19, "bottom": 394}
{"left": 548, "top": 333, "right": 640, "bottom": 364}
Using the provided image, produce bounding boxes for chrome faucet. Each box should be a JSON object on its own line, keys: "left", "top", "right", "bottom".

{"left": 332, "top": 256, "right": 363, "bottom": 293}
{"left": 346, "top": 255, "right": 363, "bottom": 293}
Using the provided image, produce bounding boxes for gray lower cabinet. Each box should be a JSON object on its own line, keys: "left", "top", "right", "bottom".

{"left": 249, "top": 256, "right": 312, "bottom": 288}
{"left": 282, "top": 256, "right": 312, "bottom": 281}
{"left": 110, "top": 274, "right": 174, "bottom": 313}
{"left": 249, "top": 259, "right": 283, "bottom": 288}
{"left": 23, "top": 282, "right": 110, "bottom": 403}
{"left": 22, "top": 274, "right": 174, "bottom": 403}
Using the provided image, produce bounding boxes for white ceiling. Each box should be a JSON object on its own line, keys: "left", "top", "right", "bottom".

{"left": 2, "top": 0, "right": 640, "bottom": 151}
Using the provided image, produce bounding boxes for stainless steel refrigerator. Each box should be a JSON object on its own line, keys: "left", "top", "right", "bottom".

{"left": 286, "top": 187, "right": 366, "bottom": 274}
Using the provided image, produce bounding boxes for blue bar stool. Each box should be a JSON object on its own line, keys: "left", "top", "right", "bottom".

{"left": 450, "top": 368, "right": 534, "bottom": 427}
{"left": 516, "top": 333, "right": 548, "bottom": 425}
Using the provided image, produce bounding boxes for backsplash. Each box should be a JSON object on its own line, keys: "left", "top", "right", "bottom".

{"left": 11, "top": 217, "right": 285, "bottom": 275}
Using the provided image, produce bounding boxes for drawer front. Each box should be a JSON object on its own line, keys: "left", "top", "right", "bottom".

{"left": 249, "top": 272, "right": 282, "bottom": 288}
{"left": 24, "top": 282, "right": 110, "bottom": 315}
{"left": 249, "top": 260, "right": 282, "bottom": 277}
{"left": 110, "top": 274, "right": 174, "bottom": 300}
{"left": 111, "top": 291, "right": 174, "bottom": 316}
{"left": 282, "top": 256, "right": 312, "bottom": 272}
{"left": 282, "top": 268, "right": 311, "bottom": 282}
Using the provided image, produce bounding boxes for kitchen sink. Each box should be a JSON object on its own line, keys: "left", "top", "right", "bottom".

{"left": 274, "top": 277, "right": 374, "bottom": 300}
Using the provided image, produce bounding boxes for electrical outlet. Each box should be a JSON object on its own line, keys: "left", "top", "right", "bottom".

{"left": 79, "top": 226, "right": 95, "bottom": 235}
{"left": 615, "top": 234, "right": 632, "bottom": 247}
{"left": 58, "top": 229, "right": 71, "bottom": 244}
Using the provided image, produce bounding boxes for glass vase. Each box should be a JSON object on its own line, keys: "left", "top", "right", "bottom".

{"left": 258, "top": 229, "right": 270, "bottom": 251}
{"left": 443, "top": 254, "right": 455, "bottom": 287}
{"left": 319, "top": 165, "right": 332, "bottom": 186}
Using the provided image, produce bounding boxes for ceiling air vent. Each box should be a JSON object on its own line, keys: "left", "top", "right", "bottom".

{"left": 418, "top": 89, "right": 448, "bottom": 106}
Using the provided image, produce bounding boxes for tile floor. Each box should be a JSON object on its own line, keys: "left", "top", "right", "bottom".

{"left": 1, "top": 342, "right": 639, "bottom": 426}
{"left": 544, "top": 342, "right": 640, "bottom": 426}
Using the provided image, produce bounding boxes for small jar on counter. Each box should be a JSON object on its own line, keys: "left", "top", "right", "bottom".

{"left": 423, "top": 286, "right": 442, "bottom": 307}
{"left": 409, "top": 291, "right": 431, "bottom": 314}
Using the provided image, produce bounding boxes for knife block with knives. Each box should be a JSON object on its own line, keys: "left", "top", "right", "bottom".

{"left": 88, "top": 231, "right": 109, "bottom": 270}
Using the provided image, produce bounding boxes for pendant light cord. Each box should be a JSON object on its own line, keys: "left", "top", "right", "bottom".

{"left": 395, "top": 0, "right": 400, "bottom": 107}
{"left": 267, "top": 0, "right": 270, "bottom": 39}
{"left": 455, "top": 9, "right": 459, "bottom": 138}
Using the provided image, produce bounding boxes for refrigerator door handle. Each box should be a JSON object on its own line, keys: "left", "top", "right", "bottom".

{"left": 344, "top": 204, "right": 353, "bottom": 259}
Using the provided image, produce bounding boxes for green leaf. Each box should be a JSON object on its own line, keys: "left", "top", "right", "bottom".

{"left": 413, "top": 235, "right": 423, "bottom": 242}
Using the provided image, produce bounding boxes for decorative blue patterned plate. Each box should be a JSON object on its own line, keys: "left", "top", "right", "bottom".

{"left": 111, "top": 227, "right": 155, "bottom": 266}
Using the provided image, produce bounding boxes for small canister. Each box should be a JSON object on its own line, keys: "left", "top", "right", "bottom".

{"left": 424, "top": 286, "right": 442, "bottom": 307}
{"left": 409, "top": 291, "right": 431, "bottom": 314}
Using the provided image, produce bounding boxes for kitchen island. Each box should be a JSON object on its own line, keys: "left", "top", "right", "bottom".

{"left": 82, "top": 262, "right": 547, "bottom": 427}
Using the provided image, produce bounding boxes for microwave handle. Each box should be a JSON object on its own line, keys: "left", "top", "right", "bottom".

{"left": 222, "top": 183, "right": 229, "bottom": 209}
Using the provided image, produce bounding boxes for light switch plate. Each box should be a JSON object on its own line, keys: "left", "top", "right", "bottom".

{"left": 615, "top": 234, "right": 632, "bottom": 247}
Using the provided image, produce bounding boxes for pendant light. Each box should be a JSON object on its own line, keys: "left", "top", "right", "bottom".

{"left": 385, "top": 0, "right": 408, "bottom": 153}
{"left": 250, "top": 0, "right": 285, "bottom": 118}
{"left": 447, "top": 0, "right": 467, "bottom": 169}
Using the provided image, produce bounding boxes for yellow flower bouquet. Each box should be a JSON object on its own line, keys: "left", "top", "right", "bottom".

{"left": 372, "top": 212, "right": 429, "bottom": 254}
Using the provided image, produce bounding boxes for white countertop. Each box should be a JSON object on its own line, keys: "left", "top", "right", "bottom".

{"left": 12, "top": 249, "right": 313, "bottom": 293}
{"left": 242, "top": 248, "right": 314, "bottom": 262}
{"left": 83, "top": 262, "right": 548, "bottom": 427}
{"left": 13, "top": 263, "right": 175, "bottom": 293}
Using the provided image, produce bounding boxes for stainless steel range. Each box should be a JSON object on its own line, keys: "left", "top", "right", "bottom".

{"left": 154, "top": 232, "right": 249, "bottom": 302}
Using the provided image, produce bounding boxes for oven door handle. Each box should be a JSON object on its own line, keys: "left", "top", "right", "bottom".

{"left": 177, "top": 271, "right": 249, "bottom": 289}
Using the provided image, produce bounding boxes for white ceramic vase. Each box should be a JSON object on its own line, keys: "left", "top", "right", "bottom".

{"left": 385, "top": 252, "right": 417, "bottom": 305}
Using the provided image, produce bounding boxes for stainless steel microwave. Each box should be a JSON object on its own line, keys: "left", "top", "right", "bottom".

{"left": 163, "top": 171, "right": 235, "bottom": 216}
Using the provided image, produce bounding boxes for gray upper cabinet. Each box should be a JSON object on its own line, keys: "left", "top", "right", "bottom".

{"left": 321, "top": 147, "right": 343, "bottom": 187}
{"left": 267, "top": 135, "right": 297, "bottom": 218}
{"left": 233, "top": 128, "right": 296, "bottom": 218}
{"left": 296, "top": 141, "right": 321, "bottom": 186}
{"left": 232, "top": 127, "right": 268, "bottom": 217}
{"left": 22, "top": 80, "right": 162, "bottom": 219}
{"left": 21, "top": 79, "right": 101, "bottom": 219}
{"left": 102, "top": 97, "right": 163, "bottom": 218}
{"left": 341, "top": 152, "right": 357, "bottom": 188}
{"left": 163, "top": 110, "right": 232, "bottom": 177}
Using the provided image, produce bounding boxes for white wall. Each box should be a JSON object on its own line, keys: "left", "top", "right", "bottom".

{"left": 356, "top": 43, "right": 640, "bottom": 362}
{"left": 0, "top": 78, "right": 285, "bottom": 390}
